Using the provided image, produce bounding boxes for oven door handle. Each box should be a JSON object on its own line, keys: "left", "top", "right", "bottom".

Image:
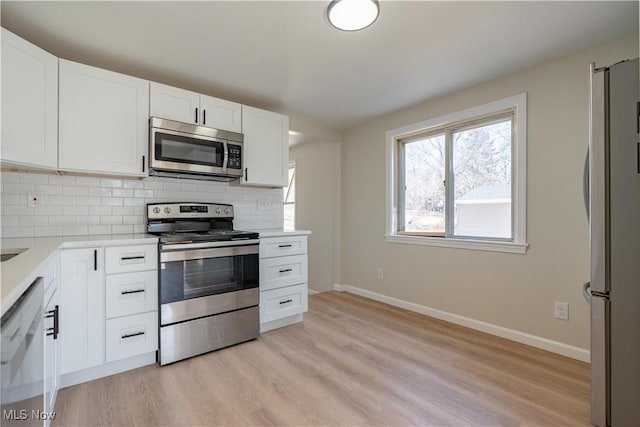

{"left": 160, "top": 244, "right": 259, "bottom": 262}
{"left": 161, "top": 239, "right": 259, "bottom": 251}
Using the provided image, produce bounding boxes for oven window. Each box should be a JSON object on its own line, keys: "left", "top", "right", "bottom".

{"left": 155, "top": 132, "right": 224, "bottom": 167}
{"left": 160, "top": 253, "right": 258, "bottom": 304}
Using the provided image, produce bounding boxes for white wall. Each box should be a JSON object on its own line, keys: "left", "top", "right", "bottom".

{"left": 0, "top": 171, "right": 283, "bottom": 238}
{"left": 341, "top": 33, "right": 638, "bottom": 351}
{"left": 289, "top": 141, "right": 341, "bottom": 293}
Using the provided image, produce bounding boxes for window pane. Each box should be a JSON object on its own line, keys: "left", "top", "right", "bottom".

{"left": 452, "top": 119, "right": 512, "bottom": 239}
{"left": 402, "top": 134, "right": 446, "bottom": 234}
{"left": 283, "top": 164, "right": 295, "bottom": 231}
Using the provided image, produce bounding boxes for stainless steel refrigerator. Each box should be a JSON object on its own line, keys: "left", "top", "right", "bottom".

{"left": 585, "top": 58, "right": 640, "bottom": 427}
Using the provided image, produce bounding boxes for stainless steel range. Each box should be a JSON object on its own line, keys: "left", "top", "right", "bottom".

{"left": 147, "top": 202, "right": 259, "bottom": 365}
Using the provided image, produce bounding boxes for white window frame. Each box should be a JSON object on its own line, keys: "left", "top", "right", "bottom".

{"left": 385, "top": 93, "right": 528, "bottom": 254}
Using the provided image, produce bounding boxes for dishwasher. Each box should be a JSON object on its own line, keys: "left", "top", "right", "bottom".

{"left": 1, "top": 277, "right": 44, "bottom": 426}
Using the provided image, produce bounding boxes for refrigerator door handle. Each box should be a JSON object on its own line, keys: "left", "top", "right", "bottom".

{"left": 583, "top": 150, "right": 589, "bottom": 220}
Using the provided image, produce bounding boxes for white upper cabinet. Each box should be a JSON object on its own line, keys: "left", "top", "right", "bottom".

{"left": 241, "top": 105, "right": 289, "bottom": 187}
{"left": 59, "top": 59, "right": 149, "bottom": 177}
{"left": 150, "top": 82, "right": 241, "bottom": 132}
{"left": 1, "top": 28, "right": 58, "bottom": 170}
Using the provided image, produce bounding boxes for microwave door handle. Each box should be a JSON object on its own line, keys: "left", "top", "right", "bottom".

{"left": 222, "top": 142, "right": 228, "bottom": 171}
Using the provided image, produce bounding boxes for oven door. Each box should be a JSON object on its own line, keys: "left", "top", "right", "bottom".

{"left": 150, "top": 127, "right": 227, "bottom": 175}
{"left": 159, "top": 241, "right": 259, "bottom": 325}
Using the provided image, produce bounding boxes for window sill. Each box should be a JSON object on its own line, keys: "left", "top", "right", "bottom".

{"left": 384, "top": 234, "right": 528, "bottom": 254}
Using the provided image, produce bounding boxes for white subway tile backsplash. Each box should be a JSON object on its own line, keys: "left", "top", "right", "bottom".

{"left": 19, "top": 173, "right": 49, "bottom": 184}
{"left": 112, "top": 224, "right": 134, "bottom": 234}
{"left": 75, "top": 216, "right": 100, "bottom": 225}
{"left": 89, "top": 187, "right": 112, "bottom": 197}
{"left": 75, "top": 177, "right": 101, "bottom": 187}
{"left": 2, "top": 226, "right": 34, "bottom": 238}
{"left": 112, "top": 188, "right": 134, "bottom": 198}
{"left": 49, "top": 175, "right": 76, "bottom": 185}
{"left": 2, "top": 216, "right": 19, "bottom": 226}
{"left": 34, "top": 226, "right": 63, "bottom": 237}
{"left": 63, "top": 206, "right": 89, "bottom": 216}
{"left": 63, "top": 186, "right": 89, "bottom": 196}
{"left": 49, "top": 196, "right": 77, "bottom": 206}
{"left": 19, "top": 216, "right": 49, "bottom": 226}
{"left": 1, "top": 172, "right": 19, "bottom": 183}
{"left": 123, "top": 180, "right": 144, "bottom": 189}
{"left": 89, "top": 206, "right": 112, "bottom": 216}
{"left": 63, "top": 225, "right": 88, "bottom": 236}
{"left": 100, "top": 216, "right": 122, "bottom": 225}
{"left": 101, "top": 197, "right": 124, "bottom": 206}
{"left": 3, "top": 183, "right": 34, "bottom": 193}
{"left": 100, "top": 179, "right": 123, "bottom": 188}
{"left": 1, "top": 172, "right": 283, "bottom": 238}
{"left": 35, "top": 184, "right": 63, "bottom": 195}
{"left": 49, "top": 216, "right": 76, "bottom": 226}
{"left": 3, "top": 206, "right": 35, "bottom": 216}
{"left": 89, "top": 225, "right": 112, "bottom": 235}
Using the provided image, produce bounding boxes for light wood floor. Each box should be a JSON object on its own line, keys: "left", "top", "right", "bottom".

{"left": 53, "top": 291, "right": 590, "bottom": 426}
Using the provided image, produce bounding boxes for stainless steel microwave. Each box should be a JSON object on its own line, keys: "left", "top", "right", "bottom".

{"left": 149, "top": 117, "right": 244, "bottom": 181}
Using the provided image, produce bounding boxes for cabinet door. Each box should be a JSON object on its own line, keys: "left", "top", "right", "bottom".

{"left": 241, "top": 106, "right": 289, "bottom": 187}
{"left": 60, "top": 248, "right": 105, "bottom": 374}
{"left": 44, "top": 287, "right": 58, "bottom": 422}
{"left": 59, "top": 60, "right": 149, "bottom": 177}
{"left": 149, "top": 82, "right": 200, "bottom": 125}
{"left": 1, "top": 28, "right": 58, "bottom": 169}
{"left": 200, "top": 94, "right": 242, "bottom": 132}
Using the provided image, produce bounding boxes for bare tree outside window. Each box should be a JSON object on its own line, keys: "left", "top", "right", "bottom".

{"left": 399, "top": 114, "right": 513, "bottom": 240}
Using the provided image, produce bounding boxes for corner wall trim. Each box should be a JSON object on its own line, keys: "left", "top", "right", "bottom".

{"left": 335, "top": 284, "right": 590, "bottom": 363}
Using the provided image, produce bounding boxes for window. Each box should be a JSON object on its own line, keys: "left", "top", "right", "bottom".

{"left": 283, "top": 162, "right": 295, "bottom": 231}
{"left": 386, "top": 94, "right": 527, "bottom": 254}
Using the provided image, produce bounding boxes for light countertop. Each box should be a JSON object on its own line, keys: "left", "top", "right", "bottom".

{"left": 1, "top": 234, "right": 158, "bottom": 316}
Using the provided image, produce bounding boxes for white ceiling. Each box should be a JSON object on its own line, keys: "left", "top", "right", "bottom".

{"left": 1, "top": 1, "right": 637, "bottom": 133}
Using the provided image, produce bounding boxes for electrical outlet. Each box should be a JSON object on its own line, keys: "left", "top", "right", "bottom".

{"left": 27, "top": 191, "right": 42, "bottom": 207}
{"left": 554, "top": 301, "right": 569, "bottom": 320}
{"left": 377, "top": 268, "right": 384, "bottom": 280}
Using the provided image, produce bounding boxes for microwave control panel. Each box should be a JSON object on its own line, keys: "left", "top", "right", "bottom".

{"left": 227, "top": 144, "right": 242, "bottom": 169}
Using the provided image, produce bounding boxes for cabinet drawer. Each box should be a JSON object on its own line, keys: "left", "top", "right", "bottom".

{"left": 105, "top": 244, "right": 157, "bottom": 274}
{"left": 260, "top": 236, "right": 307, "bottom": 258}
{"left": 260, "top": 284, "right": 308, "bottom": 323}
{"left": 106, "top": 271, "right": 158, "bottom": 319}
{"left": 106, "top": 311, "right": 158, "bottom": 363}
{"left": 260, "top": 254, "right": 307, "bottom": 291}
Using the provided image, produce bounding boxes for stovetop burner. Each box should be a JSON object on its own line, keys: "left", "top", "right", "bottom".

{"left": 147, "top": 202, "right": 258, "bottom": 245}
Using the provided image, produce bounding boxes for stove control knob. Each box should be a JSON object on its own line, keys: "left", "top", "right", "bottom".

{"left": 215, "top": 208, "right": 222, "bottom": 214}
{"left": 153, "top": 207, "right": 160, "bottom": 214}
{"left": 164, "top": 207, "right": 172, "bottom": 214}
{"left": 224, "top": 208, "right": 231, "bottom": 214}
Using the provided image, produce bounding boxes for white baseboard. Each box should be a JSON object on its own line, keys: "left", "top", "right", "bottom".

{"left": 260, "top": 313, "right": 304, "bottom": 333}
{"left": 308, "top": 288, "right": 319, "bottom": 295}
{"left": 60, "top": 352, "right": 157, "bottom": 389}
{"left": 334, "top": 284, "right": 590, "bottom": 363}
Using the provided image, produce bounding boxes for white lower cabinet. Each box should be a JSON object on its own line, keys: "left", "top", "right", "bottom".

{"left": 60, "top": 248, "right": 105, "bottom": 374}
{"left": 59, "top": 242, "right": 158, "bottom": 383}
{"left": 106, "top": 312, "right": 158, "bottom": 363}
{"left": 259, "top": 234, "right": 309, "bottom": 332}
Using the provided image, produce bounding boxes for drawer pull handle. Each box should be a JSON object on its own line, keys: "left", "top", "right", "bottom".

{"left": 45, "top": 305, "right": 59, "bottom": 339}
{"left": 279, "top": 268, "right": 293, "bottom": 273}
{"left": 120, "top": 255, "right": 145, "bottom": 261}
{"left": 122, "top": 331, "right": 145, "bottom": 339}
{"left": 278, "top": 244, "right": 292, "bottom": 248}
{"left": 121, "top": 289, "right": 145, "bottom": 295}
{"left": 279, "top": 299, "right": 293, "bottom": 305}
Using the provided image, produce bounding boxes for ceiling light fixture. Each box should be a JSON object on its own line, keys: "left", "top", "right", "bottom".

{"left": 327, "top": 0, "right": 379, "bottom": 32}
